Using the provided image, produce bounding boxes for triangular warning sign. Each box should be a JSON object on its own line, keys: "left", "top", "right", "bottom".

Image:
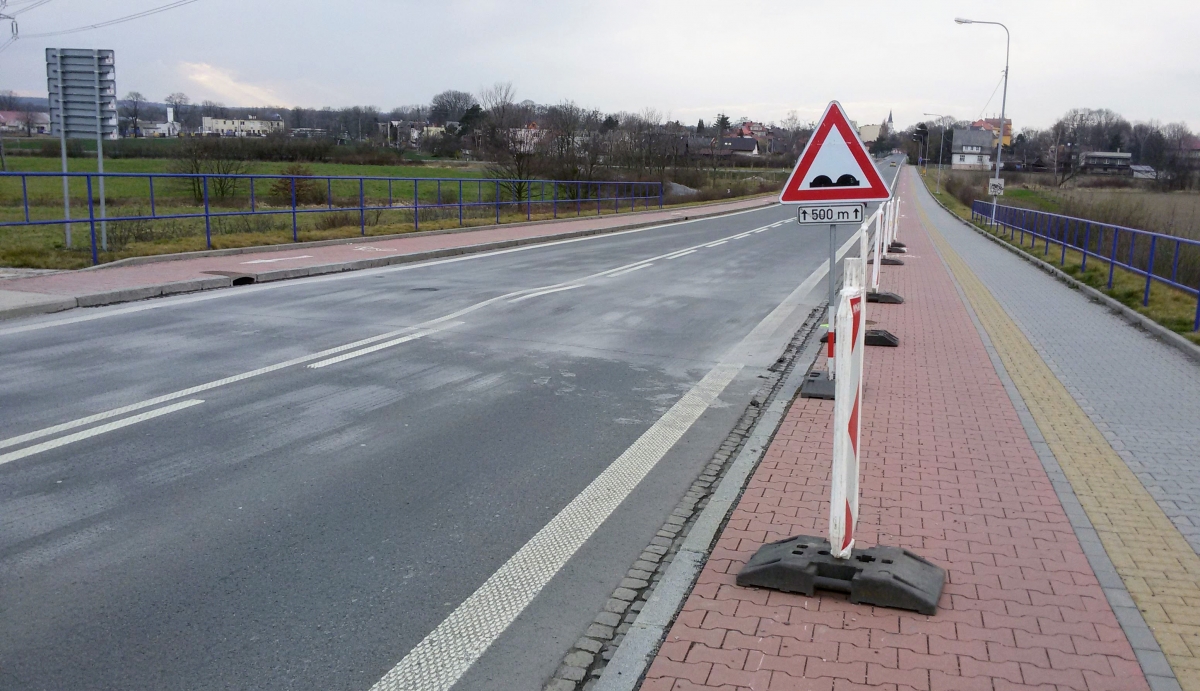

{"left": 779, "top": 101, "right": 891, "bottom": 204}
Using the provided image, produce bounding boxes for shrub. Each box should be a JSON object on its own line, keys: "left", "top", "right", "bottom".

{"left": 268, "top": 164, "right": 327, "bottom": 205}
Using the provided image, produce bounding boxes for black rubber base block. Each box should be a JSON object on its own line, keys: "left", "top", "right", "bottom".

{"left": 736, "top": 535, "right": 946, "bottom": 615}
{"left": 866, "top": 257, "right": 905, "bottom": 266}
{"left": 888, "top": 243, "right": 907, "bottom": 252}
{"left": 865, "top": 329, "right": 899, "bottom": 347}
{"left": 799, "top": 370, "right": 835, "bottom": 400}
{"left": 867, "top": 291, "right": 904, "bottom": 304}
{"left": 819, "top": 329, "right": 898, "bottom": 347}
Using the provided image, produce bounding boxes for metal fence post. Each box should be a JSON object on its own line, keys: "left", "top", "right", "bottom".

{"left": 204, "top": 175, "right": 213, "bottom": 249}
{"left": 86, "top": 175, "right": 98, "bottom": 265}
{"left": 1082, "top": 222, "right": 1091, "bottom": 271}
{"left": 659, "top": 182, "right": 663, "bottom": 209}
{"left": 414, "top": 179, "right": 419, "bottom": 231}
{"left": 495, "top": 181, "right": 500, "bottom": 225}
{"left": 1108, "top": 228, "right": 1119, "bottom": 289}
{"left": 290, "top": 176, "right": 298, "bottom": 242}
{"left": 458, "top": 180, "right": 463, "bottom": 226}
{"left": 553, "top": 182, "right": 557, "bottom": 219}
{"left": 577, "top": 181, "right": 581, "bottom": 216}
{"left": 359, "top": 178, "right": 366, "bottom": 236}
{"left": 526, "top": 181, "right": 531, "bottom": 221}
{"left": 1060, "top": 218, "right": 1068, "bottom": 266}
{"left": 1171, "top": 240, "right": 1181, "bottom": 283}
{"left": 150, "top": 177, "right": 157, "bottom": 216}
{"left": 1144, "top": 236, "right": 1157, "bottom": 306}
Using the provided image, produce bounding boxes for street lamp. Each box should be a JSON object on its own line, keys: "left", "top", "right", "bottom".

{"left": 923, "top": 113, "right": 951, "bottom": 194}
{"left": 955, "top": 17, "right": 1009, "bottom": 223}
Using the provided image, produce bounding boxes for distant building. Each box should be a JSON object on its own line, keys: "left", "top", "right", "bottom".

{"left": 0, "top": 110, "right": 51, "bottom": 134}
{"left": 1079, "top": 151, "right": 1132, "bottom": 176}
{"left": 200, "top": 114, "right": 283, "bottom": 137}
{"left": 148, "top": 106, "right": 183, "bottom": 137}
{"left": 951, "top": 128, "right": 994, "bottom": 170}
{"left": 858, "top": 124, "right": 882, "bottom": 143}
{"left": 722, "top": 137, "right": 760, "bottom": 156}
{"left": 290, "top": 127, "right": 327, "bottom": 138}
{"left": 970, "top": 118, "right": 1013, "bottom": 148}
{"left": 1131, "top": 165, "right": 1157, "bottom": 180}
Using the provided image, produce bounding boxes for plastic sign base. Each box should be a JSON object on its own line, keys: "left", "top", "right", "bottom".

{"left": 888, "top": 242, "right": 907, "bottom": 253}
{"left": 864, "top": 329, "right": 900, "bottom": 347}
{"left": 868, "top": 257, "right": 905, "bottom": 266}
{"left": 799, "top": 369, "right": 836, "bottom": 400}
{"left": 736, "top": 535, "right": 946, "bottom": 616}
{"left": 867, "top": 291, "right": 904, "bottom": 304}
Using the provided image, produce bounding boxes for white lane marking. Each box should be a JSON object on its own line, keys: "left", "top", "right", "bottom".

{"left": 0, "top": 216, "right": 791, "bottom": 450}
{"left": 368, "top": 222, "right": 863, "bottom": 690}
{"left": 703, "top": 240, "right": 727, "bottom": 248}
{"left": 665, "top": 250, "right": 697, "bottom": 259}
{"left": 508, "top": 284, "right": 584, "bottom": 303}
{"left": 0, "top": 329, "right": 429, "bottom": 452}
{"left": 306, "top": 323, "right": 459, "bottom": 369}
{"left": 0, "top": 400, "right": 204, "bottom": 467}
{"left": 368, "top": 363, "right": 741, "bottom": 691}
{"left": 0, "top": 205, "right": 780, "bottom": 337}
{"left": 606, "top": 264, "right": 652, "bottom": 278}
{"left": 240, "top": 255, "right": 313, "bottom": 265}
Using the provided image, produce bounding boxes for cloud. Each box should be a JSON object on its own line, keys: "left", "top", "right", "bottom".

{"left": 180, "top": 62, "right": 289, "bottom": 107}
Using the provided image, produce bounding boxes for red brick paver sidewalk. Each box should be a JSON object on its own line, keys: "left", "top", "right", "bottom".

{"left": 0, "top": 197, "right": 772, "bottom": 299}
{"left": 642, "top": 194, "right": 1148, "bottom": 690}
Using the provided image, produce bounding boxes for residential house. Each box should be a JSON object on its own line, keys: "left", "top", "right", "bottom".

{"left": 970, "top": 118, "right": 1013, "bottom": 148}
{"left": 951, "top": 128, "right": 994, "bottom": 170}
{"left": 200, "top": 114, "right": 283, "bottom": 137}
{"left": 722, "top": 137, "right": 759, "bottom": 156}
{"left": 0, "top": 110, "right": 51, "bottom": 134}
{"left": 1079, "top": 151, "right": 1132, "bottom": 175}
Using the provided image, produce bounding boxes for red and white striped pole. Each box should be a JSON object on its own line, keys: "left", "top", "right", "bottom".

{"left": 829, "top": 275, "right": 866, "bottom": 558}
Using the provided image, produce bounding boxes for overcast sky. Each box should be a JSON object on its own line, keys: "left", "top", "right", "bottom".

{"left": 2, "top": 0, "right": 1198, "bottom": 131}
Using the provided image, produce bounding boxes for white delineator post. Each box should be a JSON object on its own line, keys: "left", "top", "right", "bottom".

{"left": 829, "top": 259, "right": 866, "bottom": 558}
{"left": 870, "top": 203, "right": 886, "bottom": 293}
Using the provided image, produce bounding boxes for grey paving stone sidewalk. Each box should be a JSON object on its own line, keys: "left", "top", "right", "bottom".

{"left": 912, "top": 183, "right": 1200, "bottom": 558}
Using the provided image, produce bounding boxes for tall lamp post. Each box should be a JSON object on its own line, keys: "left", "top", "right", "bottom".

{"left": 923, "top": 112, "right": 951, "bottom": 194}
{"left": 956, "top": 17, "right": 1009, "bottom": 223}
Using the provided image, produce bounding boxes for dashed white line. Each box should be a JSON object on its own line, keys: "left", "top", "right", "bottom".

{"left": 703, "top": 240, "right": 727, "bottom": 248}
{"left": 508, "top": 284, "right": 584, "bottom": 303}
{"left": 0, "top": 400, "right": 205, "bottom": 466}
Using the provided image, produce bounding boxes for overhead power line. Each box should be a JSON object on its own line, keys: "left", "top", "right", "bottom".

{"left": 22, "top": 0, "right": 201, "bottom": 38}
{"left": 9, "top": 0, "right": 53, "bottom": 16}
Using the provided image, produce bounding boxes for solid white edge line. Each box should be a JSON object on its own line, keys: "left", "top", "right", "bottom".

{"left": 306, "top": 323, "right": 459, "bottom": 369}
{"left": 368, "top": 363, "right": 742, "bottom": 691}
{"left": 508, "top": 284, "right": 584, "bottom": 303}
{"left": 0, "top": 399, "right": 205, "bottom": 467}
{"left": 368, "top": 218, "right": 860, "bottom": 691}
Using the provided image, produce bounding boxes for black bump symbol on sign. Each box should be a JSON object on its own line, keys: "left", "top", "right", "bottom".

{"left": 810, "top": 174, "right": 860, "bottom": 188}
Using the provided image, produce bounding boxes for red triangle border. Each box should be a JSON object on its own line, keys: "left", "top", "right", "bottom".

{"left": 779, "top": 101, "right": 891, "bottom": 204}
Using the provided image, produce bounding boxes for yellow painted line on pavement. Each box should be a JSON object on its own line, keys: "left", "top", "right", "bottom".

{"left": 915, "top": 187, "right": 1200, "bottom": 690}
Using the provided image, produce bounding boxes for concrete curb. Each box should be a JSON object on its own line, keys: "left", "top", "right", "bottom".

{"left": 925, "top": 191, "right": 1200, "bottom": 364}
{"left": 0, "top": 198, "right": 778, "bottom": 322}
{"left": 594, "top": 318, "right": 824, "bottom": 691}
{"left": 82, "top": 194, "right": 778, "bottom": 270}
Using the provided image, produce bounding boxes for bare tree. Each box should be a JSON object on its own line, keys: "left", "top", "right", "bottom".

{"left": 165, "top": 92, "right": 190, "bottom": 127}
{"left": 477, "top": 83, "right": 540, "bottom": 200}
{"left": 123, "top": 92, "right": 146, "bottom": 137}
{"left": 0, "top": 89, "right": 18, "bottom": 111}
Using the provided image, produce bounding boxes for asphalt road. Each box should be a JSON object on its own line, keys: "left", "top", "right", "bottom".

{"left": 0, "top": 156, "right": 904, "bottom": 691}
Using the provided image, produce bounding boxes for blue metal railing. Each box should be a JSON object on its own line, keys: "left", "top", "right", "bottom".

{"left": 971, "top": 200, "right": 1200, "bottom": 331}
{"left": 0, "top": 172, "right": 664, "bottom": 265}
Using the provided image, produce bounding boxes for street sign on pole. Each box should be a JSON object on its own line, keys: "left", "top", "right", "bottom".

{"left": 988, "top": 178, "right": 1005, "bottom": 196}
{"left": 779, "top": 101, "right": 892, "bottom": 205}
{"left": 47, "top": 48, "right": 117, "bottom": 249}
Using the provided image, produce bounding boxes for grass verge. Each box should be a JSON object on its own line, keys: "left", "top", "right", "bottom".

{"left": 918, "top": 171, "right": 1200, "bottom": 346}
